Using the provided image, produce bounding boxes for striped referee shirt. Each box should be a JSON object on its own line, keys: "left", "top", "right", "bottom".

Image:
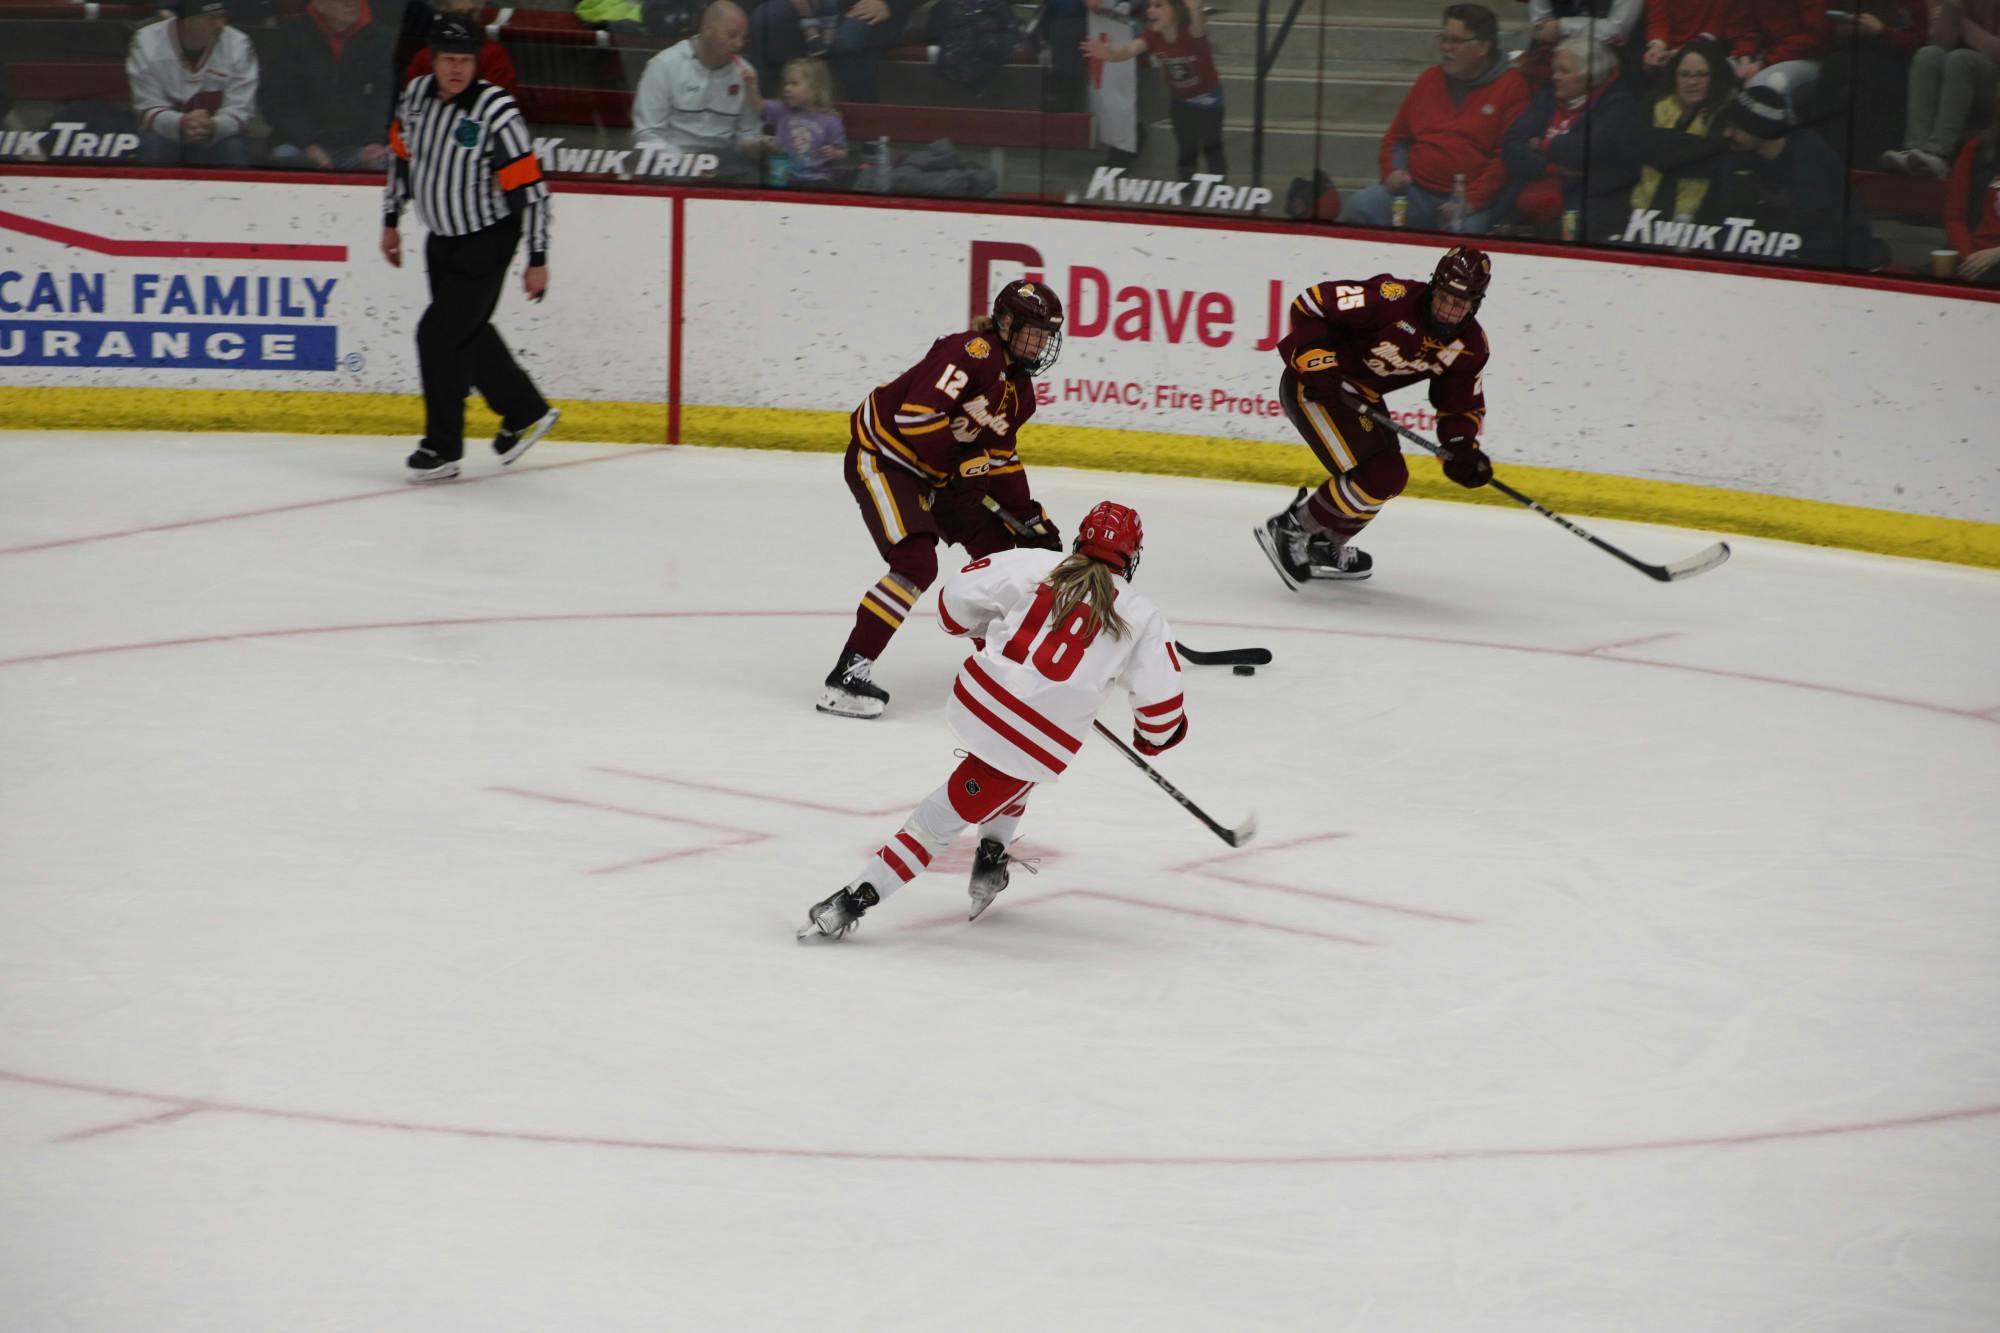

{"left": 385, "top": 75, "right": 550, "bottom": 265}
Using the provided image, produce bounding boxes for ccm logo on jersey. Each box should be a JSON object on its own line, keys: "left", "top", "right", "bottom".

{"left": 1293, "top": 348, "right": 1339, "bottom": 374}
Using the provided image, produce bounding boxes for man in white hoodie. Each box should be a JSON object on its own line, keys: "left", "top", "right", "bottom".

{"left": 631, "top": 0, "right": 764, "bottom": 182}
{"left": 127, "top": 0, "right": 260, "bottom": 165}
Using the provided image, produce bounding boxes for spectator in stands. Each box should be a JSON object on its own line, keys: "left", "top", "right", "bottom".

{"left": 265, "top": 0, "right": 398, "bottom": 169}
{"left": 1818, "top": 1, "right": 1929, "bottom": 162}
{"left": 763, "top": 56, "right": 847, "bottom": 183}
{"left": 1734, "top": 0, "right": 1830, "bottom": 112}
{"left": 1501, "top": 34, "right": 1640, "bottom": 238}
{"left": 1521, "top": 0, "right": 1643, "bottom": 87}
{"left": 1629, "top": 34, "right": 1738, "bottom": 222}
{"left": 1642, "top": 0, "right": 1756, "bottom": 78}
{"left": 128, "top": 0, "right": 260, "bottom": 165}
{"left": 747, "top": 0, "right": 919, "bottom": 102}
{"left": 1083, "top": 0, "right": 1225, "bottom": 180}
{"left": 1944, "top": 98, "right": 2000, "bottom": 278}
{"left": 1707, "top": 83, "right": 1882, "bottom": 264}
{"left": 633, "top": 0, "right": 765, "bottom": 181}
{"left": 1881, "top": 0, "right": 1999, "bottom": 177}
{"left": 408, "top": 0, "right": 517, "bottom": 89}
{"left": 1339, "top": 4, "right": 1532, "bottom": 233}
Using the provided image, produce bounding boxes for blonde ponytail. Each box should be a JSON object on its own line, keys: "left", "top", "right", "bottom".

{"left": 1044, "top": 551, "right": 1129, "bottom": 641}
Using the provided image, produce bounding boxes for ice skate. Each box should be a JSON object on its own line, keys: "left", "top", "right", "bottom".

{"left": 1253, "top": 506, "right": 1312, "bottom": 591}
{"left": 816, "top": 648, "right": 889, "bottom": 718}
{"left": 967, "top": 837, "right": 1036, "bottom": 921}
{"left": 494, "top": 406, "right": 561, "bottom": 465}
{"left": 405, "top": 445, "right": 460, "bottom": 483}
{"left": 796, "top": 883, "right": 880, "bottom": 941}
{"left": 1306, "top": 532, "right": 1374, "bottom": 580}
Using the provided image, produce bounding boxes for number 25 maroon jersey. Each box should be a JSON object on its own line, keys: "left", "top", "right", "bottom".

{"left": 1277, "top": 275, "right": 1490, "bottom": 448}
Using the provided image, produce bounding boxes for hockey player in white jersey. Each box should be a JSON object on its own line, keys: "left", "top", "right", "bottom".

{"left": 799, "top": 500, "right": 1188, "bottom": 940}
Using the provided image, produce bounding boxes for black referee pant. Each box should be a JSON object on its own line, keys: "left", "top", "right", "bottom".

{"left": 418, "top": 215, "right": 549, "bottom": 460}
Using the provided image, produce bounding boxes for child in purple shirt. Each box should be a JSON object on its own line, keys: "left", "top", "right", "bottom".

{"left": 763, "top": 58, "right": 848, "bottom": 186}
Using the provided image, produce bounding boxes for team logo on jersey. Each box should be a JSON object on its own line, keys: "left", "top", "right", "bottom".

{"left": 1379, "top": 280, "right": 1407, "bottom": 301}
{"left": 1018, "top": 284, "right": 1038, "bottom": 300}
{"left": 964, "top": 778, "right": 982, "bottom": 796}
{"left": 453, "top": 120, "right": 481, "bottom": 148}
{"left": 965, "top": 336, "right": 992, "bottom": 360}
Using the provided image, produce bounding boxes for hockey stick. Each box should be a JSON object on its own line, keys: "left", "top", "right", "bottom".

{"left": 980, "top": 495, "right": 1276, "bottom": 666}
{"left": 1174, "top": 643, "right": 1273, "bottom": 667}
{"left": 1363, "top": 409, "right": 1731, "bottom": 583}
{"left": 1092, "top": 720, "right": 1257, "bottom": 847}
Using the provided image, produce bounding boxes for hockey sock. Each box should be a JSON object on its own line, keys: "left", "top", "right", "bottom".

{"left": 850, "top": 784, "right": 967, "bottom": 902}
{"left": 1303, "top": 475, "right": 1383, "bottom": 545}
{"left": 844, "top": 571, "right": 922, "bottom": 662}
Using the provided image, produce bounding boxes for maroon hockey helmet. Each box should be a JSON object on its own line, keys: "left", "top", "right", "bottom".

{"left": 1426, "top": 245, "right": 1492, "bottom": 332}
{"left": 992, "top": 278, "right": 1065, "bottom": 377}
{"left": 1073, "top": 500, "right": 1143, "bottom": 580}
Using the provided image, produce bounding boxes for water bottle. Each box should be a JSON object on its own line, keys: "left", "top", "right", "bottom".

{"left": 1560, "top": 208, "right": 1578, "bottom": 242}
{"left": 869, "top": 136, "right": 892, "bottom": 194}
{"left": 1390, "top": 193, "right": 1408, "bottom": 229}
{"left": 1446, "top": 173, "right": 1467, "bottom": 234}
{"left": 766, "top": 146, "right": 790, "bottom": 188}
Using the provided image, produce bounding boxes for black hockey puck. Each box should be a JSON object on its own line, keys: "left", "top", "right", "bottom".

{"left": 1233, "top": 664, "right": 1256, "bottom": 676}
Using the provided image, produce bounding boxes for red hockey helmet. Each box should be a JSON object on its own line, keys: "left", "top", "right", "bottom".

{"left": 1427, "top": 244, "right": 1492, "bottom": 333}
{"left": 1073, "top": 500, "right": 1143, "bottom": 580}
{"left": 992, "top": 278, "right": 1065, "bottom": 377}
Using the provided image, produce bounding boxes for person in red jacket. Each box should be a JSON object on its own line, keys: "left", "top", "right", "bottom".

{"left": 1337, "top": 4, "right": 1533, "bottom": 233}
{"left": 1642, "top": 0, "right": 1758, "bottom": 75}
{"left": 405, "top": 0, "right": 517, "bottom": 89}
{"left": 1944, "top": 101, "right": 2000, "bottom": 280}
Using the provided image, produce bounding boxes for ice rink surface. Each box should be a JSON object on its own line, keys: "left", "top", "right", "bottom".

{"left": 2, "top": 432, "right": 1997, "bottom": 1332}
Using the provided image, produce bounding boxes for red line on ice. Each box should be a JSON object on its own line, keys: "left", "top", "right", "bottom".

{"left": 1, "top": 613, "right": 1992, "bottom": 732}
{"left": 47, "top": 1103, "right": 207, "bottom": 1144}
{"left": 7, "top": 1069, "right": 1995, "bottom": 1169}
{"left": 0, "top": 448, "right": 664, "bottom": 556}
{"left": 593, "top": 766, "right": 912, "bottom": 818}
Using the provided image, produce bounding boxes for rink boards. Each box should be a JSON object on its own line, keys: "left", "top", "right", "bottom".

{"left": 1, "top": 170, "right": 1996, "bottom": 565}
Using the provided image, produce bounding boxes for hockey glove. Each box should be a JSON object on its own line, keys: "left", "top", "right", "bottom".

{"left": 1133, "top": 718, "right": 1187, "bottom": 756}
{"left": 1440, "top": 444, "right": 1492, "bottom": 489}
{"left": 1291, "top": 346, "right": 1344, "bottom": 402}
{"left": 1018, "top": 504, "right": 1063, "bottom": 551}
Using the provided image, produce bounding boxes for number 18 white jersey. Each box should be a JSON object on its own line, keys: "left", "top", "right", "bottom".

{"left": 936, "top": 548, "right": 1188, "bottom": 784}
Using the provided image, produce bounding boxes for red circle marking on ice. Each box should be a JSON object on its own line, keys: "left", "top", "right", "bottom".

{"left": 6, "top": 1070, "right": 1996, "bottom": 1166}
{"left": 3, "top": 613, "right": 1992, "bottom": 1165}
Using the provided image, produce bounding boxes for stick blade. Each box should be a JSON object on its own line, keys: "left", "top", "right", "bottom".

{"left": 1175, "top": 642, "right": 1274, "bottom": 667}
{"left": 1663, "top": 541, "right": 1732, "bottom": 582}
{"left": 1222, "top": 813, "right": 1258, "bottom": 848}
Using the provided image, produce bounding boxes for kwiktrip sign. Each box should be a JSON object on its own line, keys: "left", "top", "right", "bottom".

{"left": 0, "top": 205, "right": 344, "bottom": 371}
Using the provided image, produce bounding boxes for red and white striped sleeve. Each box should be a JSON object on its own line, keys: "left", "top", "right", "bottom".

{"left": 1123, "top": 605, "right": 1187, "bottom": 744}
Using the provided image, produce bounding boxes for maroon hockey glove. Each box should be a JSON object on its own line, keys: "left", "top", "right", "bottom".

{"left": 1291, "top": 346, "right": 1344, "bottom": 402}
{"left": 1018, "top": 504, "right": 1062, "bottom": 551}
{"left": 1133, "top": 718, "right": 1187, "bottom": 756}
{"left": 1440, "top": 443, "right": 1492, "bottom": 489}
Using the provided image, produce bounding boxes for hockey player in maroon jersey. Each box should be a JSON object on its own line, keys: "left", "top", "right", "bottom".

{"left": 800, "top": 501, "right": 1187, "bottom": 940}
{"left": 818, "top": 279, "right": 1068, "bottom": 719}
{"left": 1254, "top": 244, "right": 1498, "bottom": 589}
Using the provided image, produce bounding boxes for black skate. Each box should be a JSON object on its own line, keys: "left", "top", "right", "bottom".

{"left": 1306, "top": 533, "right": 1374, "bottom": 580}
{"left": 494, "top": 406, "right": 561, "bottom": 466}
{"left": 405, "top": 445, "right": 460, "bottom": 483}
{"left": 1253, "top": 506, "right": 1312, "bottom": 592}
{"left": 967, "top": 837, "right": 1036, "bottom": 921}
{"left": 816, "top": 648, "right": 890, "bottom": 719}
{"left": 797, "top": 883, "right": 880, "bottom": 941}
